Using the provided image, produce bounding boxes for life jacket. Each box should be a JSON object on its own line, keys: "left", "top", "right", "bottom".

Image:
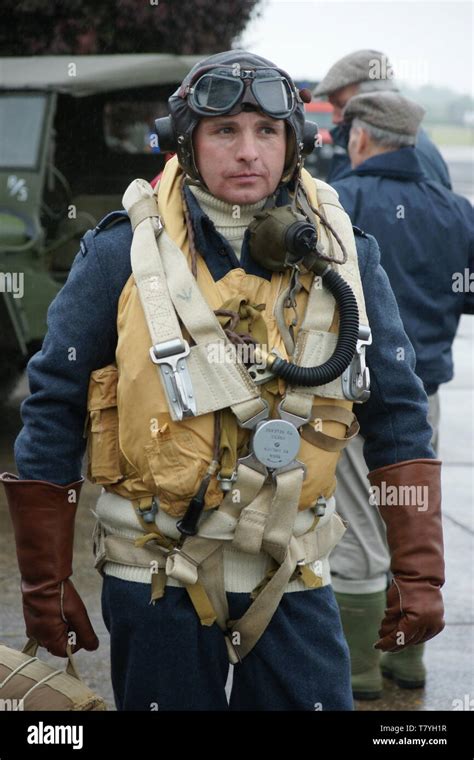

{"left": 85, "top": 156, "right": 367, "bottom": 515}
{"left": 85, "top": 156, "right": 370, "bottom": 662}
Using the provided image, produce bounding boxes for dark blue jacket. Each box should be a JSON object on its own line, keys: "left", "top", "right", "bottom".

{"left": 332, "top": 147, "right": 474, "bottom": 394}
{"left": 327, "top": 124, "right": 452, "bottom": 189}
{"left": 14, "top": 185, "right": 435, "bottom": 486}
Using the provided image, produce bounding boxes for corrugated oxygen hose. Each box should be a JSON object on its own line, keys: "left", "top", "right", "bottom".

{"left": 270, "top": 265, "right": 359, "bottom": 387}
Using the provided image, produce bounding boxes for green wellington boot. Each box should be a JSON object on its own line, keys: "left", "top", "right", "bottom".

{"left": 335, "top": 590, "right": 386, "bottom": 700}
{"left": 380, "top": 643, "right": 426, "bottom": 688}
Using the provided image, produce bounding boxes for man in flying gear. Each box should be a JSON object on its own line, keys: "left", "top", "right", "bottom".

{"left": 1, "top": 51, "right": 445, "bottom": 711}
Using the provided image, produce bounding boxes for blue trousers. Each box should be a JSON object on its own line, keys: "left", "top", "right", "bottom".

{"left": 101, "top": 575, "right": 353, "bottom": 711}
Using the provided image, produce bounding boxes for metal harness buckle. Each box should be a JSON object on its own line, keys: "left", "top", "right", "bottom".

{"left": 149, "top": 338, "right": 197, "bottom": 420}
{"left": 342, "top": 325, "right": 372, "bottom": 402}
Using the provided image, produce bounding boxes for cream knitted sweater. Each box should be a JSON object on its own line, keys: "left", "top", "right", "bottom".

{"left": 188, "top": 184, "right": 267, "bottom": 260}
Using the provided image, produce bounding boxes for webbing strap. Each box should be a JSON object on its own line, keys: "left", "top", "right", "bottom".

{"left": 165, "top": 463, "right": 267, "bottom": 583}
{"left": 298, "top": 564, "right": 324, "bottom": 589}
{"left": 158, "top": 226, "right": 267, "bottom": 424}
{"left": 164, "top": 463, "right": 305, "bottom": 663}
{"left": 197, "top": 544, "right": 228, "bottom": 630}
{"left": 92, "top": 503, "right": 346, "bottom": 661}
{"left": 231, "top": 484, "right": 272, "bottom": 555}
{"left": 105, "top": 534, "right": 167, "bottom": 569}
{"left": 280, "top": 178, "right": 370, "bottom": 411}
{"left": 226, "top": 536, "right": 304, "bottom": 661}
{"left": 262, "top": 468, "right": 305, "bottom": 564}
{"left": 158, "top": 229, "right": 229, "bottom": 347}
{"left": 185, "top": 582, "right": 217, "bottom": 627}
{"left": 151, "top": 569, "right": 167, "bottom": 602}
{"left": 128, "top": 197, "right": 161, "bottom": 231}
{"left": 224, "top": 508, "right": 348, "bottom": 662}
{"left": 123, "top": 179, "right": 267, "bottom": 425}
{"left": 124, "top": 183, "right": 182, "bottom": 346}
{"left": 231, "top": 467, "right": 305, "bottom": 562}
{"left": 300, "top": 405, "right": 360, "bottom": 452}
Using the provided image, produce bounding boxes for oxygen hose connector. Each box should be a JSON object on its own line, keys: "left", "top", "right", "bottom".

{"left": 256, "top": 258, "right": 360, "bottom": 388}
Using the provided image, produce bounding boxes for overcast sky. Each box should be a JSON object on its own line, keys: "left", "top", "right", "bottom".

{"left": 239, "top": 0, "right": 473, "bottom": 96}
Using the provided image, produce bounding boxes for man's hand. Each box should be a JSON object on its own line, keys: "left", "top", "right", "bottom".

{"left": 1, "top": 473, "right": 99, "bottom": 657}
{"left": 22, "top": 577, "right": 99, "bottom": 657}
{"left": 368, "top": 459, "right": 445, "bottom": 653}
{"left": 375, "top": 577, "right": 444, "bottom": 652}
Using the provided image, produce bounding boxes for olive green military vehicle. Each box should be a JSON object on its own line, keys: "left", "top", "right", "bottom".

{"left": 0, "top": 54, "right": 201, "bottom": 397}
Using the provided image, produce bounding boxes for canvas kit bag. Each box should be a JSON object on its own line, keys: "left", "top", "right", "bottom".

{"left": 0, "top": 638, "right": 107, "bottom": 711}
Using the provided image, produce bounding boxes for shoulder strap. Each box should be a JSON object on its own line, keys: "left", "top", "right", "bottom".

{"left": 122, "top": 178, "right": 266, "bottom": 425}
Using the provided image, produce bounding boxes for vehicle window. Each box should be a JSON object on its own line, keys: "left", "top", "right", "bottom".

{"left": 0, "top": 94, "right": 47, "bottom": 169}
{"left": 103, "top": 100, "right": 168, "bottom": 154}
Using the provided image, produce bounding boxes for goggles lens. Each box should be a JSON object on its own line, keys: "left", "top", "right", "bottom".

{"left": 252, "top": 76, "right": 293, "bottom": 116}
{"left": 189, "top": 67, "right": 295, "bottom": 118}
{"left": 192, "top": 72, "right": 243, "bottom": 112}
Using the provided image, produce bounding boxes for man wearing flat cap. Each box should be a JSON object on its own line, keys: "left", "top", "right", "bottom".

{"left": 329, "top": 90, "right": 474, "bottom": 700}
{"left": 314, "top": 49, "right": 451, "bottom": 188}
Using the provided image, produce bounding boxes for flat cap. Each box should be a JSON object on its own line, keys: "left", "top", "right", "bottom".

{"left": 342, "top": 91, "right": 425, "bottom": 136}
{"left": 314, "top": 49, "right": 396, "bottom": 96}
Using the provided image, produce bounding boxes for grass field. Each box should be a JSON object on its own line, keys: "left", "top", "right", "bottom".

{"left": 424, "top": 124, "right": 474, "bottom": 146}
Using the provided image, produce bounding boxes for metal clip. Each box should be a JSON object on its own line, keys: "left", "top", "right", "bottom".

{"left": 314, "top": 496, "right": 327, "bottom": 517}
{"left": 149, "top": 338, "right": 197, "bottom": 420}
{"left": 235, "top": 452, "right": 269, "bottom": 478}
{"left": 342, "top": 325, "right": 372, "bottom": 402}
{"left": 136, "top": 497, "right": 159, "bottom": 524}
{"left": 247, "top": 348, "right": 282, "bottom": 386}
{"left": 217, "top": 471, "right": 237, "bottom": 492}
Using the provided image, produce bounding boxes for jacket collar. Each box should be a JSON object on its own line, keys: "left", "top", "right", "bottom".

{"left": 350, "top": 147, "right": 426, "bottom": 181}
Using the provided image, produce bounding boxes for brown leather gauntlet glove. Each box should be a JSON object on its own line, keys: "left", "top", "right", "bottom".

{"left": 1, "top": 473, "right": 99, "bottom": 657}
{"left": 368, "top": 458, "right": 445, "bottom": 652}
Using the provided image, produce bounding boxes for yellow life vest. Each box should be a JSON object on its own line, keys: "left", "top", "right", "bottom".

{"left": 84, "top": 157, "right": 365, "bottom": 518}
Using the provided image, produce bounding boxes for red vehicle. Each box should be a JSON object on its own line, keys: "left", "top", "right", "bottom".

{"left": 303, "top": 100, "right": 335, "bottom": 180}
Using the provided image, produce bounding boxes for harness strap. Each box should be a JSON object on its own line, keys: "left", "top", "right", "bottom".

{"left": 93, "top": 503, "right": 346, "bottom": 662}
{"left": 165, "top": 463, "right": 306, "bottom": 663}
{"left": 225, "top": 535, "right": 307, "bottom": 661}
{"left": 128, "top": 196, "right": 161, "bottom": 230}
{"left": 300, "top": 405, "right": 360, "bottom": 452}
{"left": 262, "top": 468, "right": 305, "bottom": 564}
{"left": 123, "top": 179, "right": 267, "bottom": 425}
{"left": 165, "top": 463, "right": 267, "bottom": 583}
{"left": 282, "top": 179, "right": 370, "bottom": 407}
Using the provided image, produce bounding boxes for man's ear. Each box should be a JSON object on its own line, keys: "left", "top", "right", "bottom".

{"left": 348, "top": 124, "right": 368, "bottom": 168}
{"left": 358, "top": 127, "right": 369, "bottom": 154}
